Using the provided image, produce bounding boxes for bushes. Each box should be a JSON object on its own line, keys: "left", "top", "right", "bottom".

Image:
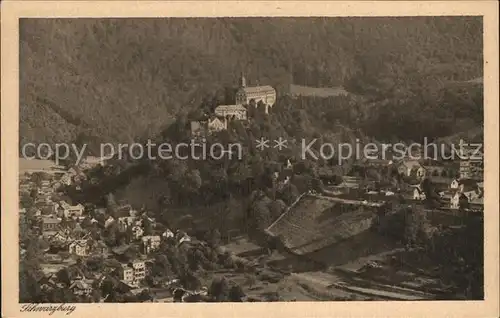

{"left": 375, "top": 204, "right": 431, "bottom": 246}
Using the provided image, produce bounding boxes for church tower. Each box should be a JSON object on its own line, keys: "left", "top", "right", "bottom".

{"left": 239, "top": 72, "right": 246, "bottom": 88}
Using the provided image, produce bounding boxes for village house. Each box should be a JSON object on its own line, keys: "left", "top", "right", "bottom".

{"left": 340, "top": 176, "right": 363, "bottom": 189}
{"left": 48, "top": 229, "right": 73, "bottom": 244}
{"left": 30, "top": 208, "right": 42, "bottom": 217}
{"left": 35, "top": 201, "right": 59, "bottom": 216}
{"left": 67, "top": 167, "right": 78, "bottom": 176}
{"left": 52, "top": 181, "right": 62, "bottom": 191}
{"left": 175, "top": 231, "right": 192, "bottom": 246}
{"left": 68, "top": 239, "right": 91, "bottom": 257}
{"left": 131, "top": 225, "right": 144, "bottom": 240}
{"left": 141, "top": 235, "right": 161, "bottom": 254}
{"left": 444, "top": 179, "right": 483, "bottom": 205}
{"left": 104, "top": 216, "right": 115, "bottom": 228}
{"left": 72, "top": 174, "right": 87, "bottom": 185}
{"left": 131, "top": 261, "right": 146, "bottom": 283}
{"left": 144, "top": 260, "right": 155, "bottom": 277}
{"left": 93, "top": 241, "right": 108, "bottom": 255}
{"left": 35, "top": 194, "right": 52, "bottom": 205}
{"left": 449, "top": 192, "right": 459, "bottom": 209}
{"left": 190, "top": 120, "right": 206, "bottom": 138}
{"left": 178, "top": 233, "right": 192, "bottom": 246}
{"left": 413, "top": 187, "right": 426, "bottom": 201}
{"left": 144, "top": 215, "right": 156, "bottom": 227}
{"left": 19, "top": 183, "right": 32, "bottom": 192}
{"left": 459, "top": 159, "right": 483, "bottom": 180}
{"left": 207, "top": 117, "right": 227, "bottom": 133}
{"left": 95, "top": 207, "right": 107, "bottom": 215}
{"left": 423, "top": 176, "right": 451, "bottom": 193}
{"left": 362, "top": 158, "right": 393, "bottom": 167}
{"left": 60, "top": 173, "right": 72, "bottom": 186}
{"left": 469, "top": 196, "right": 484, "bottom": 210}
{"left": 214, "top": 104, "right": 248, "bottom": 120}
{"left": 42, "top": 217, "right": 61, "bottom": 232}
{"left": 162, "top": 229, "right": 175, "bottom": 240}
{"left": 37, "top": 186, "right": 53, "bottom": 196}
{"left": 422, "top": 164, "right": 446, "bottom": 177}
{"left": 65, "top": 167, "right": 87, "bottom": 184}
{"left": 235, "top": 73, "right": 276, "bottom": 114}
{"left": 463, "top": 188, "right": 482, "bottom": 202}
{"left": 41, "top": 180, "right": 51, "bottom": 188}
{"left": 450, "top": 192, "right": 469, "bottom": 210}
{"left": 69, "top": 279, "right": 93, "bottom": 296}
{"left": 190, "top": 117, "right": 228, "bottom": 137}
{"left": 58, "top": 201, "right": 85, "bottom": 218}
{"left": 117, "top": 204, "right": 133, "bottom": 214}
{"left": 80, "top": 156, "right": 107, "bottom": 170}
{"left": 38, "top": 275, "right": 63, "bottom": 293}
{"left": 458, "top": 144, "right": 483, "bottom": 180}
{"left": 118, "top": 260, "right": 146, "bottom": 286}
{"left": 118, "top": 264, "right": 134, "bottom": 284}
{"left": 117, "top": 216, "right": 138, "bottom": 231}
{"left": 458, "top": 178, "right": 479, "bottom": 193}
{"left": 398, "top": 160, "right": 425, "bottom": 178}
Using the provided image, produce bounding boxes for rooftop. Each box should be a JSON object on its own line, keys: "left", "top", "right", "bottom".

{"left": 240, "top": 85, "right": 275, "bottom": 95}
{"left": 43, "top": 217, "right": 61, "bottom": 224}
{"left": 215, "top": 104, "right": 247, "bottom": 112}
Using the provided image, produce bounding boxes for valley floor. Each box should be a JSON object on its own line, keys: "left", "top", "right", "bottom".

{"left": 216, "top": 236, "right": 457, "bottom": 302}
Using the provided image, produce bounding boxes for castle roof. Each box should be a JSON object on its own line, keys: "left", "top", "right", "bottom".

{"left": 215, "top": 104, "right": 247, "bottom": 112}
{"left": 240, "top": 85, "right": 275, "bottom": 95}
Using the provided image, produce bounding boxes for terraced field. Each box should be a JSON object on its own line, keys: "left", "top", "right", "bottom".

{"left": 265, "top": 194, "right": 376, "bottom": 255}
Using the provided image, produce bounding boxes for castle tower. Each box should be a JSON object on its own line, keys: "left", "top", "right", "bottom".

{"left": 239, "top": 72, "right": 246, "bottom": 88}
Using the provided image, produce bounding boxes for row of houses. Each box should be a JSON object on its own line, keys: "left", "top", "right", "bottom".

{"left": 362, "top": 148, "right": 482, "bottom": 182}
{"left": 412, "top": 178, "right": 484, "bottom": 210}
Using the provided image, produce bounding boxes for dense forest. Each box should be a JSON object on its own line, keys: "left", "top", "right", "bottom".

{"left": 20, "top": 17, "right": 483, "bottom": 151}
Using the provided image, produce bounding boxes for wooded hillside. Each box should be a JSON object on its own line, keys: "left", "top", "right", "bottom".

{"left": 20, "top": 17, "right": 482, "bottom": 150}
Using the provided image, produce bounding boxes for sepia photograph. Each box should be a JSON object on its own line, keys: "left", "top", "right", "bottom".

{"left": 2, "top": 1, "right": 499, "bottom": 318}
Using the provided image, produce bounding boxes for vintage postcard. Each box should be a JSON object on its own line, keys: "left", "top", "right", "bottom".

{"left": 1, "top": 1, "right": 499, "bottom": 317}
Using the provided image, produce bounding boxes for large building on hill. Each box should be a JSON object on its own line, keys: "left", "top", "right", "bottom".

{"left": 214, "top": 104, "right": 247, "bottom": 120}
{"left": 235, "top": 73, "right": 276, "bottom": 114}
{"left": 190, "top": 117, "right": 228, "bottom": 137}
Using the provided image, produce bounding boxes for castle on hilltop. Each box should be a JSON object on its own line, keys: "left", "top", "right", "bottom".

{"left": 190, "top": 73, "right": 277, "bottom": 137}
{"left": 235, "top": 73, "right": 276, "bottom": 114}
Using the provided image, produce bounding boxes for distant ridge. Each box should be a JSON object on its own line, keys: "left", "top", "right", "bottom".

{"left": 288, "top": 84, "right": 349, "bottom": 98}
